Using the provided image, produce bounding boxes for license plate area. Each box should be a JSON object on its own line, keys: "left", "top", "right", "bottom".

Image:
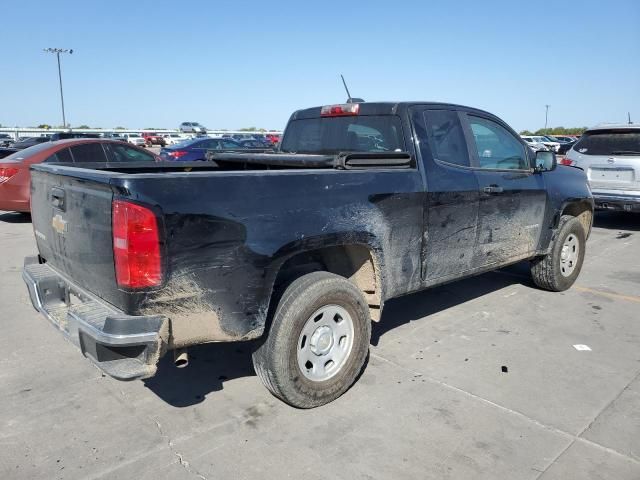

{"left": 589, "top": 167, "right": 634, "bottom": 183}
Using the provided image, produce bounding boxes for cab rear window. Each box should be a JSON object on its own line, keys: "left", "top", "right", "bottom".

{"left": 573, "top": 130, "right": 640, "bottom": 156}
{"left": 281, "top": 115, "right": 405, "bottom": 154}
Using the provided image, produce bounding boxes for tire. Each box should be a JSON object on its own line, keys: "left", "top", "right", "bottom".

{"left": 252, "top": 271, "right": 371, "bottom": 408}
{"left": 531, "top": 215, "right": 586, "bottom": 291}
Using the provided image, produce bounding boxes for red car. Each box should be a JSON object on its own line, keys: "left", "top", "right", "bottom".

{"left": 142, "top": 132, "right": 166, "bottom": 146}
{"left": 265, "top": 133, "right": 281, "bottom": 145}
{"left": 0, "top": 139, "right": 159, "bottom": 213}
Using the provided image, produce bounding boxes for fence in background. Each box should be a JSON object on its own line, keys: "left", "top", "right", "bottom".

{"left": 0, "top": 127, "right": 283, "bottom": 141}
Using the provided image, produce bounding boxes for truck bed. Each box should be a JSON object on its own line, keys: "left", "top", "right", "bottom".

{"left": 29, "top": 161, "right": 425, "bottom": 347}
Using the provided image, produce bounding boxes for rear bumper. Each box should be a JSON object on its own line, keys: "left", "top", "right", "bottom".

{"left": 22, "top": 256, "right": 169, "bottom": 380}
{"left": 0, "top": 198, "right": 29, "bottom": 212}
{"left": 0, "top": 184, "right": 30, "bottom": 212}
{"left": 592, "top": 193, "right": 640, "bottom": 212}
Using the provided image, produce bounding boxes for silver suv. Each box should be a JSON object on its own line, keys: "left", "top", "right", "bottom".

{"left": 179, "top": 122, "right": 206, "bottom": 134}
{"left": 565, "top": 124, "right": 640, "bottom": 212}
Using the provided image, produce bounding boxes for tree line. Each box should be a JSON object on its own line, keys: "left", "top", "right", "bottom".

{"left": 519, "top": 127, "right": 588, "bottom": 136}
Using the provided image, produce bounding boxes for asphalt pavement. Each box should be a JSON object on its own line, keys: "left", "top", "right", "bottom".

{"left": 0, "top": 210, "right": 638, "bottom": 479}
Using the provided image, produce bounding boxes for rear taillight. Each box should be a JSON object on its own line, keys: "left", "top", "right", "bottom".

{"left": 560, "top": 157, "right": 575, "bottom": 166}
{"left": 320, "top": 103, "right": 360, "bottom": 117}
{"left": 112, "top": 200, "right": 162, "bottom": 288}
{"left": 168, "top": 151, "right": 187, "bottom": 159}
{"left": 0, "top": 167, "right": 19, "bottom": 184}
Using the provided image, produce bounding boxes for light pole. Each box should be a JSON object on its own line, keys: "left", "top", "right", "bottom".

{"left": 43, "top": 48, "right": 73, "bottom": 128}
{"left": 544, "top": 104, "right": 550, "bottom": 131}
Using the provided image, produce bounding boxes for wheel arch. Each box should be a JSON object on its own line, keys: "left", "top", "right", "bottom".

{"left": 557, "top": 199, "right": 594, "bottom": 238}
{"left": 265, "top": 242, "right": 384, "bottom": 324}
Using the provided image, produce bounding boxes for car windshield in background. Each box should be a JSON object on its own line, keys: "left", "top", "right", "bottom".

{"left": 280, "top": 115, "right": 405, "bottom": 154}
{"left": 173, "top": 138, "right": 199, "bottom": 148}
{"left": 573, "top": 130, "right": 640, "bottom": 156}
{"left": 107, "top": 144, "right": 157, "bottom": 162}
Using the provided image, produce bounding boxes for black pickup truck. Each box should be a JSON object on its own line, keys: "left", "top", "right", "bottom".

{"left": 23, "top": 101, "right": 593, "bottom": 408}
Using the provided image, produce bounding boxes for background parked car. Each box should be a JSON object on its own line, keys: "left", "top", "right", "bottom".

{"left": 0, "top": 133, "right": 14, "bottom": 147}
{"left": 520, "top": 136, "right": 549, "bottom": 152}
{"left": 161, "top": 133, "right": 185, "bottom": 145}
{"left": 159, "top": 137, "right": 242, "bottom": 161}
{"left": 142, "top": 132, "right": 166, "bottom": 147}
{"left": 238, "top": 138, "right": 273, "bottom": 149}
{"left": 564, "top": 124, "right": 640, "bottom": 211}
{"left": 552, "top": 135, "right": 578, "bottom": 143}
{"left": 265, "top": 133, "right": 281, "bottom": 145}
{"left": 122, "top": 133, "right": 146, "bottom": 147}
{"left": 179, "top": 122, "right": 206, "bottom": 134}
{"left": 0, "top": 136, "right": 50, "bottom": 159}
{"left": 101, "top": 132, "right": 127, "bottom": 142}
{"left": 0, "top": 139, "right": 158, "bottom": 212}
{"left": 522, "top": 135, "right": 561, "bottom": 152}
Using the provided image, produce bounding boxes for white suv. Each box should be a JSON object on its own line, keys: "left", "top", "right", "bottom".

{"left": 521, "top": 136, "right": 549, "bottom": 152}
{"left": 528, "top": 135, "right": 561, "bottom": 152}
{"left": 565, "top": 124, "right": 640, "bottom": 212}
{"left": 122, "top": 133, "right": 146, "bottom": 147}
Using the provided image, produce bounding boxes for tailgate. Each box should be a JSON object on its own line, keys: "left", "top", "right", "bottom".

{"left": 30, "top": 167, "right": 120, "bottom": 307}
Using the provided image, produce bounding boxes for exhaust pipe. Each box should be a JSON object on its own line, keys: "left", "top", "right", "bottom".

{"left": 174, "top": 348, "right": 189, "bottom": 368}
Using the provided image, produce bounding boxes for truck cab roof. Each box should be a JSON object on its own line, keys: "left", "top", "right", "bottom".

{"left": 289, "top": 101, "right": 498, "bottom": 120}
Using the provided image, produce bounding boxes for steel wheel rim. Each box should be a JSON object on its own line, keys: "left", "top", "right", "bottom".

{"left": 560, "top": 233, "right": 579, "bottom": 277}
{"left": 297, "top": 304, "right": 355, "bottom": 382}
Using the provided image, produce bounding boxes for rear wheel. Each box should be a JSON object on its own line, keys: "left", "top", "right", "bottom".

{"left": 531, "top": 215, "right": 586, "bottom": 291}
{"left": 252, "top": 271, "right": 371, "bottom": 408}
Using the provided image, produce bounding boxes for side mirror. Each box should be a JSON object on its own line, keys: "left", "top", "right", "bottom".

{"left": 534, "top": 150, "right": 557, "bottom": 172}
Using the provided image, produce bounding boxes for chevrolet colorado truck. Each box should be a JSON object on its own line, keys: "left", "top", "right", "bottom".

{"left": 23, "top": 101, "right": 593, "bottom": 408}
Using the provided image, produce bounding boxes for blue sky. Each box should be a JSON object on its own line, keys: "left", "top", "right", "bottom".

{"left": 1, "top": 0, "right": 638, "bottom": 132}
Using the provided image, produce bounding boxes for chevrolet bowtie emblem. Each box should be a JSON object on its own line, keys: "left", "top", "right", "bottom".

{"left": 52, "top": 214, "right": 67, "bottom": 234}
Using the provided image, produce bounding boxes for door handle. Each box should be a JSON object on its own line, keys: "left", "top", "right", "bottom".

{"left": 483, "top": 185, "right": 504, "bottom": 194}
{"left": 51, "top": 187, "right": 66, "bottom": 210}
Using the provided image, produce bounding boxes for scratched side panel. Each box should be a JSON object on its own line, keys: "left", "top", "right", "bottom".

{"left": 115, "top": 168, "right": 425, "bottom": 340}
{"left": 409, "top": 107, "right": 480, "bottom": 282}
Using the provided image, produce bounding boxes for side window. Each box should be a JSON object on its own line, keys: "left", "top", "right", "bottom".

{"left": 56, "top": 148, "right": 73, "bottom": 162}
{"left": 222, "top": 141, "right": 240, "bottom": 148}
{"left": 423, "top": 110, "right": 470, "bottom": 167}
{"left": 467, "top": 116, "right": 528, "bottom": 170}
{"left": 44, "top": 148, "right": 73, "bottom": 163}
{"left": 70, "top": 143, "right": 108, "bottom": 163}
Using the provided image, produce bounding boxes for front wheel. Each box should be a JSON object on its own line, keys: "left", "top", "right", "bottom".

{"left": 252, "top": 271, "right": 371, "bottom": 408}
{"left": 531, "top": 215, "right": 586, "bottom": 291}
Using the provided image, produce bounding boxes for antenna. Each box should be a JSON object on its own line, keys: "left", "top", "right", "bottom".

{"left": 340, "top": 75, "right": 365, "bottom": 104}
{"left": 340, "top": 74, "right": 352, "bottom": 103}
{"left": 628, "top": 112, "right": 632, "bottom": 125}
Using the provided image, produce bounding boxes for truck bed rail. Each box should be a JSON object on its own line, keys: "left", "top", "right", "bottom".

{"left": 207, "top": 151, "right": 413, "bottom": 169}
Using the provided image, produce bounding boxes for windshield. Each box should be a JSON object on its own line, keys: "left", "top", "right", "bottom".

{"left": 573, "top": 130, "right": 640, "bottom": 155}
{"left": 281, "top": 115, "right": 405, "bottom": 154}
